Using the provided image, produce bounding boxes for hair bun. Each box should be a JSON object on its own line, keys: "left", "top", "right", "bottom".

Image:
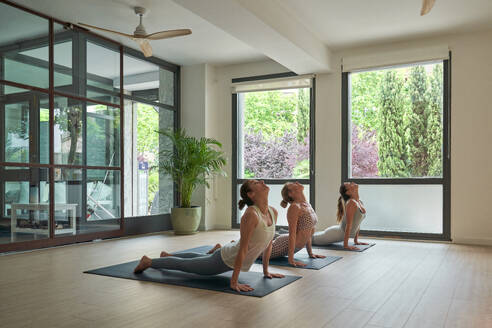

{"left": 238, "top": 199, "right": 245, "bottom": 210}
{"left": 280, "top": 200, "right": 288, "bottom": 208}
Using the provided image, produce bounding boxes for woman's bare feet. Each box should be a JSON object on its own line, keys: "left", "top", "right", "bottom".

{"left": 134, "top": 255, "right": 152, "bottom": 273}
{"left": 159, "top": 251, "right": 172, "bottom": 258}
{"left": 207, "top": 243, "right": 222, "bottom": 254}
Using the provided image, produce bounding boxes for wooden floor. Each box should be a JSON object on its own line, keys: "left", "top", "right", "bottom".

{"left": 1, "top": 231, "right": 491, "bottom": 328}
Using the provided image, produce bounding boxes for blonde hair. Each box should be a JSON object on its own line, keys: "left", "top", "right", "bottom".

{"left": 280, "top": 182, "right": 294, "bottom": 208}
{"left": 336, "top": 183, "right": 350, "bottom": 223}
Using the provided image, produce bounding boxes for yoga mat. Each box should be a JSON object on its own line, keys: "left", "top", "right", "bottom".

{"left": 255, "top": 254, "right": 342, "bottom": 270}
{"left": 183, "top": 245, "right": 342, "bottom": 270}
{"left": 312, "top": 242, "right": 375, "bottom": 252}
{"left": 84, "top": 246, "right": 301, "bottom": 297}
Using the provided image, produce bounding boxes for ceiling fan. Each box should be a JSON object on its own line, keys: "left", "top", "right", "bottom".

{"left": 78, "top": 7, "right": 191, "bottom": 57}
{"left": 420, "top": 0, "right": 436, "bottom": 16}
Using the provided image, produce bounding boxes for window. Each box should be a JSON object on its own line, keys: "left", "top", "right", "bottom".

{"left": 349, "top": 62, "right": 443, "bottom": 178}
{"left": 123, "top": 53, "right": 176, "bottom": 217}
{"left": 343, "top": 60, "right": 450, "bottom": 238}
{"left": 233, "top": 74, "right": 315, "bottom": 227}
{"left": 0, "top": 1, "right": 179, "bottom": 251}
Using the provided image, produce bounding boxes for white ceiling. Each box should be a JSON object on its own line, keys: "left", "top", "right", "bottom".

{"left": 8, "top": 0, "right": 492, "bottom": 70}
{"left": 279, "top": 0, "right": 492, "bottom": 50}
{"left": 11, "top": 0, "right": 267, "bottom": 66}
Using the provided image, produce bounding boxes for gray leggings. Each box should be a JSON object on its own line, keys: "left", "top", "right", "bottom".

{"left": 150, "top": 249, "right": 231, "bottom": 275}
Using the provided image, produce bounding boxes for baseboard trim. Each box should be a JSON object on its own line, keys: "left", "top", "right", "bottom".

{"left": 452, "top": 237, "right": 492, "bottom": 246}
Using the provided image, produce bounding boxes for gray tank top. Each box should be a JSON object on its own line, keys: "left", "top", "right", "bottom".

{"left": 340, "top": 199, "right": 366, "bottom": 237}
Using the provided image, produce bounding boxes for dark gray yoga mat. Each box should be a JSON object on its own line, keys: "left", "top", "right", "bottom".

{"left": 84, "top": 246, "right": 301, "bottom": 297}
{"left": 182, "top": 245, "right": 342, "bottom": 270}
{"left": 255, "top": 254, "right": 342, "bottom": 270}
{"left": 312, "top": 242, "right": 375, "bottom": 252}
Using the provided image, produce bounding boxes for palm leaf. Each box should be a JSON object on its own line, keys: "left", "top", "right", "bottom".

{"left": 158, "top": 128, "right": 227, "bottom": 208}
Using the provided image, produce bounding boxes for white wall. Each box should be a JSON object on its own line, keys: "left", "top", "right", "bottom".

{"left": 180, "top": 64, "right": 207, "bottom": 229}
{"left": 182, "top": 29, "right": 492, "bottom": 245}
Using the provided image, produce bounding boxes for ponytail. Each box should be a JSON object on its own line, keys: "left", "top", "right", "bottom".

{"left": 336, "top": 183, "right": 350, "bottom": 223}
{"left": 280, "top": 183, "right": 294, "bottom": 208}
{"left": 336, "top": 196, "right": 345, "bottom": 223}
{"left": 238, "top": 180, "right": 254, "bottom": 210}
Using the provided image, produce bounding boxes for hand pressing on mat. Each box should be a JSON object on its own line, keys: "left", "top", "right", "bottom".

{"left": 231, "top": 282, "right": 254, "bottom": 293}
{"left": 264, "top": 272, "right": 285, "bottom": 279}
{"left": 354, "top": 241, "right": 369, "bottom": 245}
{"left": 344, "top": 245, "right": 360, "bottom": 251}
{"left": 289, "top": 260, "right": 307, "bottom": 267}
{"left": 308, "top": 253, "right": 326, "bottom": 259}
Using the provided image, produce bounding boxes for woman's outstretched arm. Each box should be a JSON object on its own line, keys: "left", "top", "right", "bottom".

{"left": 263, "top": 207, "right": 284, "bottom": 278}
{"left": 230, "top": 208, "right": 258, "bottom": 292}
{"left": 287, "top": 205, "right": 306, "bottom": 267}
{"left": 306, "top": 228, "right": 326, "bottom": 258}
{"left": 343, "top": 201, "right": 359, "bottom": 250}
{"left": 354, "top": 230, "right": 369, "bottom": 245}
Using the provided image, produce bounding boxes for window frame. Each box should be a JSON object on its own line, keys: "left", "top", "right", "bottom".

{"left": 231, "top": 72, "right": 316, "bottom": 229}
{"left": 0, "top": 0, "right": 180, "bottom": 252}
{"left": 341, "top": 57, "right": 451, "bottom": 241}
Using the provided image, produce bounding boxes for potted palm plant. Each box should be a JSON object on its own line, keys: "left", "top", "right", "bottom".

{"left": 158, "top": 129, "right": 226, "bottom": 234}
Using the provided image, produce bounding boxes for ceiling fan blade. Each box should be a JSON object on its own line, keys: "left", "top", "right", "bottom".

{"left": 145, "top": 29, "right": 192, "bottom": 40}
{"left": 136, "top": 39, "right": 153, "bottom": 57}
{"left": 78, "top": 22, "right": 135, "bottom": 38}
{"left": 420, "top": 0, "right": 436, "bottom": 16}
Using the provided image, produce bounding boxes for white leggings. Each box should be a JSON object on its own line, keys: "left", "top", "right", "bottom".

{"left": 311, "top": 226, "right": 345, "bottom": 245}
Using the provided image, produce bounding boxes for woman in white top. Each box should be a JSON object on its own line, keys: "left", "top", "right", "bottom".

{"left": 312, "top": 182, "right": 369, "bottom": 251}
{"left": 133, "top": 179, "right": 284, "bottom": 292}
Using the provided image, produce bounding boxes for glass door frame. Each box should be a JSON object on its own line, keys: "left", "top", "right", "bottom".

{"left": 0, "top": 0, "right": 180, "bottom": 252}
{"left": 341, "top": 57, "right": 451, "bottom": 241}
{"left": 231, "top": 72, "right": 316, "bottom": 229}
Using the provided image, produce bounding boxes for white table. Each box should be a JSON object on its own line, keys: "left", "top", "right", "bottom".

{"left": 11, "top": 203, "right": 77, "bottom": 242}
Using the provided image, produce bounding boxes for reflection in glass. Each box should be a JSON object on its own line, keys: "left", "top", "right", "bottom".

{"left": 86, "top": 41, "right": 120, "bottom": 102}
{"left": 53, "top": 168, "right": 81, "bottom": 237}
{"left": 0, "top": 3, "right": 49, "bottom": 89}
{"left": 2, "top": 86, "right": 49, "bottom": 164}
{"left": 0, "top": 167, "right": 50, "bottom": 244}
{"left": 237, "top": 89, "right": 310, "bottom": 179}
{"left": 53, "top": 97, "right": 83, "bottom": 165}
{"left": 86, "top": 169, "right": 120, "bottom": 231}
{"left": 123, "top": 53, "right": 174, "bottom": 105}
{"left": 87, "top": 103, "right": 120, "bottom": 167}
{"left": 159, "top": 68, "right": 174, "bottom": 106}
{"left": 236, "top": 183, "right": 310, "bottom": 227}
{"left": 134, "top": 104, "right": 174, "bottom": 215}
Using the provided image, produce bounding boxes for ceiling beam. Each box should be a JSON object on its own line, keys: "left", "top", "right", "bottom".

{"left": 172, "top": 0, "right": 332, "bottom": 74}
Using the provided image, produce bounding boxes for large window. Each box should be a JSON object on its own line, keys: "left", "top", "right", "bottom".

{"left": 0, "top": 2, "right": 179, "bottom": 251}
{"left": 123, "top": 52, "right": 176, "bottom": 217}
{"left": 343, "top": 60, "right": 450, "bottom": 239}
{"left": 233, "top": 74, "right": 315, "bottom": 227}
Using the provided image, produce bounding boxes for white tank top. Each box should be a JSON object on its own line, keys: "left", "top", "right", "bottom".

{"left": 220, "top": 205, "right": 276, "bottom": 271}
{"left": 340, "top": 199, "right": 366, "bottom": 237}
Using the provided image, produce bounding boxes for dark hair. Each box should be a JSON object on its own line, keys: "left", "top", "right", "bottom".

{"left": 238, "top": 180, "right": 254, "bottom": 210}
{"left": 336, "top": 183, "right": 350, "bottom": 223}
{"left": 280, "top": 182, "right": 294, "bottom": 208}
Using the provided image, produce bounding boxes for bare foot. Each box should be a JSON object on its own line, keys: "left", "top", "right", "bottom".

{"left": 159, "top": 251, "right": 172, "bottom": 258}
{"left": 207, "top": 243, "right": 222, "bottom": 254}
{"left": 134, "top": 255, "right": 152, "bottom": 273}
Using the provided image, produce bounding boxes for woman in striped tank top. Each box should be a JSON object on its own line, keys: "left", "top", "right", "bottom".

{"left": 133, "top": 179, "right": 285, "bottom": 293}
